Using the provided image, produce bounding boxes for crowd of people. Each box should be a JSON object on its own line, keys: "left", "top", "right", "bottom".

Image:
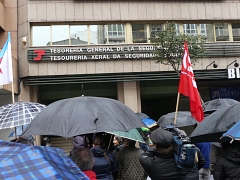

{"left": 69, "top": 127, "right": 240, "bottom": 180}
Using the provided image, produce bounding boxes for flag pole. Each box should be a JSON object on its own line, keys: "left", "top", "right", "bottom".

{"left": 11, "top": 71, "right": 16, "bottom": 139}
{"left": 9, "top": 33, "right": 15, "bottom": 138}
{"left": 11, "top": 82, "right": 14, "bottom": 103}
{"left": 174, "top": 92, "right": 180, "bottom": 125}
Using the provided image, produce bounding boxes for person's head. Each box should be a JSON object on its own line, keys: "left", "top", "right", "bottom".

{"left": 123, "top": 138, "right": 136, "bottom": 147}
{"left": 93, "top": 136, "right": 105, "bottom": 148}
{"left": 71, "top": 148, "right": 94, "bottom": 171}
{"left": 113, "top": 136, "right": 123, "bottom": 146}
{"left": 150, "top": 127, "right": 173, "bottom": 154}
{"left": 73, "top": 135, "right": 89, "bottom": 149}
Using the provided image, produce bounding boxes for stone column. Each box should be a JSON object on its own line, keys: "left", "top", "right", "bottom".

{"left": 117, "top": 81, "right": 141, "bottom": 113}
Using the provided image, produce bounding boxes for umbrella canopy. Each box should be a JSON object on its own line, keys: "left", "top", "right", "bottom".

{"left": 202, "top": 98, "right": 239, "bottom": 113}
{"left": 136, "top": 113, "right": 157, "bottom": 128}
{"left": 22, "top": 96, "right": 146, "bottom": 138}
{"left": 221, "top": 121, "right": 240, "bottom": 143}
{"left": 136, "top": 112, "right": 150, "bottom": 119}
{"left": 190, "top": 103, "right": 240, "bottom": 143}
{"left": 106, "top": 129, "right": 145, "bottom": 143}
{"left": 0, "top": 140, "right": 88, "bottom": 180}
{"left": 157, "top": 111, "right": 198, "bottom": 128}
{"left": 141, "top": 118, "right": 158, "bottom": 128}
{"left": 0, "top": 101, "right": 46, "bottom": 129}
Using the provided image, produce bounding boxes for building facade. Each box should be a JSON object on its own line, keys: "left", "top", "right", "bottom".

{"left": 0, "top": 0, "right": 18, "bottom": 105}
{"left": 1, "top": 0, "right": 240, "bottom": 146}
{"left": 18, "top": 0, "right": 240, "bottom": 118}
{"left": 0, "top": 0, "right": 18, "bottom": 140}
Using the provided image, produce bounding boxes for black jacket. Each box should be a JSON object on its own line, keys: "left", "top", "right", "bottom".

{"left": 91, "top": 147, "right": 117, "bottom": 180}
{"left": 139, "top": 150, "right": 187, "bottom": 180}
{"left": 213, "top": 146, "right": 240, "bottom": 180}
{"left": 186, "top": 148, "right": 206, "bottom": 180}
{"left": 112, "top": 143, "right": 124, "bottom": 157}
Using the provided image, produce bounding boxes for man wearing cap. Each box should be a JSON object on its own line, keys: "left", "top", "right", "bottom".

{"left": 139, "top": 127, "right": 187, "bottom": 180}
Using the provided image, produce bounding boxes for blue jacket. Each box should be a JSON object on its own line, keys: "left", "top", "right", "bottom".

{"left": 90, "top": 147, "right": 117, "bottom": 180}
{"left": 196, "top": 142, "right": 211, "bottom": 168}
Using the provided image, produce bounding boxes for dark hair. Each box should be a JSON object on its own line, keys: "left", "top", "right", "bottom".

{"left": 155, "top": 145, "right": 174, "bottom": 154}
{"left": 93, "top": 136, "right": 105, "bottom": 147}
{"left": 124, "top": 139, "right": 135, "bottom": 147}
{"left": 71, "top": 148, "right": 94, "bottom": 171}
{"left": 114, "top": 136, "right": 123, "bottom": 143}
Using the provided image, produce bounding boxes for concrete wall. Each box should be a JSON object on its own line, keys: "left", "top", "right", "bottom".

{"left": 0, "top": 0, "right": 18, "bottom": 93}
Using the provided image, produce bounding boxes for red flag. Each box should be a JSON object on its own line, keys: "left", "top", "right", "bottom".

{"left": 178, "top": 41, "right": 204, "bottom": 122}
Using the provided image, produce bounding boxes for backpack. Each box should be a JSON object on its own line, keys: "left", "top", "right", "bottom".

{"left": 164, "top": 125, "right": 197, "bottom": 170}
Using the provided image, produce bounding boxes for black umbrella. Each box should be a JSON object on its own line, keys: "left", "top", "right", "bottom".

{"left": 202, "top": 98, "right": 239, "bottom": 113}
{"left": 136, "top": 112, "right": 150, "bottom": 119}
{"left": 157, "top": 111, "right": 198, "bottom": 128}
{"left": 22, "top": 96, "right": 146, "bottom": 138}
{"left": 190, "top": 103, "right": 240, "bottom": 143}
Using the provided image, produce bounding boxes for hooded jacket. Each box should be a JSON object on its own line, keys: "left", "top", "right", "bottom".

{"left": 90, "top": 147, "right": 117, "bottom": 180}
{"left": 213, "top": 143, "right": 240, "bottom": 180}
{"left": 112, "top": 143, "right": 124, "bottom": 157}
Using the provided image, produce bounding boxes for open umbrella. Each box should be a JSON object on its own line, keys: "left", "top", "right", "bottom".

{"left": 22, "top": 96, "right": 146, "bottom": 138}
{"left": 221, "top": 121, "right": 240, "bottom": 143}
{"left": 157, "top": 111, "right": 198, "bottom": 128}
{"left": 0, "top": 101, "right": 46, "bottom": 129}
{"left": 0, "top": 140, "right": 88, "bottom": 180}
{"left": 136, "top": 113, "right": 157, "bottom": 128}
{"left": 190, "top": 103, "right": 240, "bottom": 143}
{"left": 136, "top": 112, "right": 150, "bottom": 119}
{"left": 202, "top": 98, "right": 239, "bottom": 113}
{"left": 106, "top": 129, "right": 145, "bottom": 143}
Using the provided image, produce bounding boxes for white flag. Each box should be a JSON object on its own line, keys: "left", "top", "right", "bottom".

{"left": 0, "top": 32, "right": 13, "bottom": 85}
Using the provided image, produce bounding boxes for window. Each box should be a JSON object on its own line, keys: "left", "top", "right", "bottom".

{"left": 32, "top": 26, "right": 50, "bottom": 46}
{"left": 106, "top": 24, "right": 125, "bottom": 44}
{"left": 52, "top": 25, "right": 69, "bottom": 45}
{"left": 215, "top": 23, "right": 229, "bottom": 41}
{"left": 132, "top": 24, "right": 147, "bottom": 43}
{"left": 70, "top": 25, "right": 88, "bottom": 45}
{"left": 201, "top": 24, "right": 214, "bottom": 42}
{"left": 31, "top": 22, "right": 240, "bottom": 46}
{"left": 183, "top": 24, "right": 198, "bottom": 35}
{"left": 232, "top": 23, "right": 240, "bottom": 41}
{"left": 150, "top": 24, "right": 164, "bottom": 36}
{"left": 89, "top": 25, "right": 105, "bottom": 44}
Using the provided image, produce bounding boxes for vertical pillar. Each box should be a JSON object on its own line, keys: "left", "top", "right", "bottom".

{"left": 117, "top": 81, "right": 141, "bottom": 112}
{"left": 20, "top": 83, "right": 41, "bottom": 145}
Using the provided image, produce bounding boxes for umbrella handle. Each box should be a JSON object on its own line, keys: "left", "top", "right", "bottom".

{"left": 108, "top": 135, "right": 113, "bottom": 149}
